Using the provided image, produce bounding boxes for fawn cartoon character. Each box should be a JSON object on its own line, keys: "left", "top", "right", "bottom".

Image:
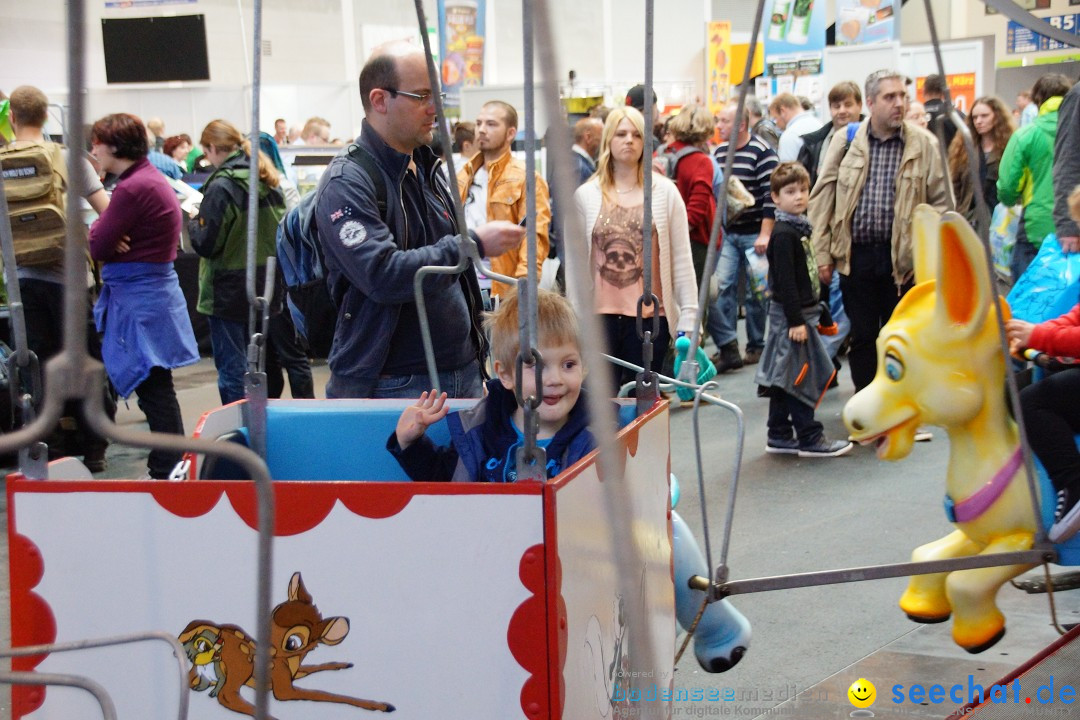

{"left": 179, "top": 572, "right": 395, "bottom": 714}
{"left": 844, "top": 206, "right": 1037, "bottom": 653}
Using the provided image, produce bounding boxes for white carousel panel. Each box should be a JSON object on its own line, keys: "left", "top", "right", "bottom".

{"left": 12, "top": 486, "right": 544, "bottom": 720}
{"left": 556, "top": 404, "right": 676, "bottom": 720}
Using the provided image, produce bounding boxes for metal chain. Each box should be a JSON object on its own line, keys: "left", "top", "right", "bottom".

{"left": 635, "top": 0, "right": 659, "bottom": 411}
{"left": 515, "top": 344, "right": 547, "bottom": 483}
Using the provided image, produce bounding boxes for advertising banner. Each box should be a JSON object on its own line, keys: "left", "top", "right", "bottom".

{"left": 707, "top": 21, "right": 733, "bottom": 115}
{"left": 438, "top": 0, "right": 486, "bottom": 110}
{"left": 762, "top": 0, "right": 826, "bottom": 103}
{"left": 1007, "top": 13, "right": 1080, "bottom": 53}
{"left": 916, "top": 72, "right": 976, "bottom": 114}
{"left": 835, "top": 0, "right": 898, "bottom": 46}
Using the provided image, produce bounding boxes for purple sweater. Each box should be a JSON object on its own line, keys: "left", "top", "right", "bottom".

{"left": 89, "top": 157, "right": 181, "bottom": 263}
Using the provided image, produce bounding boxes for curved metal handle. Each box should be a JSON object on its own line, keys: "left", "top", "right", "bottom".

{"left": 0, "top": 670, "right": 117, "bottom": 720}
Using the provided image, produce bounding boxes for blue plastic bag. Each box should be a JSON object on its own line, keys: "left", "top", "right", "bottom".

{"left": 1006, "top": 234, "right": 1080, "bottom": 323}
{"left": 989, "top": 203, "right": 1020, "bottom": 281}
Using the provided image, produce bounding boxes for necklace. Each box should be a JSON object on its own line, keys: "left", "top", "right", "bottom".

{"left": 615, "top": 185, "right": 638, "bottom": 194}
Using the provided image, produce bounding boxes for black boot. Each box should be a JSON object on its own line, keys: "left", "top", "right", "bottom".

{"left": 714, "top": 340, "right": 744, "bottom": 373}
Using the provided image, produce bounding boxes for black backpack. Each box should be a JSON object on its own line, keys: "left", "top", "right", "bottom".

{"left": 276, "top": 145, "right": 386, "bottom": 357}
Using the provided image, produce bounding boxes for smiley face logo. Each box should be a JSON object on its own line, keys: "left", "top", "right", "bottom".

{"left": 848, "top": 678, "right": 876, "bottom": 708}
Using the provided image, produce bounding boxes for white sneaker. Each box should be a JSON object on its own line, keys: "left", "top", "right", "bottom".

{"left": 1049, "top": 487, "right": 1080, "bottom": 544}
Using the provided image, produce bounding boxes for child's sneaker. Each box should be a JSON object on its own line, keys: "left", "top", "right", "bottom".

{"left": 1049, "top": 486, "right": 1080, "bottom": 543}
{"left": 766, "top": 436, "right": 800, "bottom": 455}
{"left": 798, "top": 438, "right": 854, "bottom": 458}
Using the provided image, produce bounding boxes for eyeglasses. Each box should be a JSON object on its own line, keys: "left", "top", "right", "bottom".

{"left": 382, "top": 88, "right": 447, "bottom": 105}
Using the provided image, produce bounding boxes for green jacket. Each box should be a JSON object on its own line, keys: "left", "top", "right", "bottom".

{"left": 997, "top": 96, "right": 1062, "bottom": 247}
{"left": 189, "top": 151, "right": 286, "bottom": 321}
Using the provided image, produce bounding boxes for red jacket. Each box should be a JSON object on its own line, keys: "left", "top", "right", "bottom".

{"left": 668, "top": 141, "right": 717, "bottom": 248}
{"left": 1029, "top": 304, "right": 1080, "bottom": 357}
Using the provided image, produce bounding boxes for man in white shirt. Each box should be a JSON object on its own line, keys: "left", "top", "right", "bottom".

{"left": 769, "top": 92, "right": 825, "bottom": 163}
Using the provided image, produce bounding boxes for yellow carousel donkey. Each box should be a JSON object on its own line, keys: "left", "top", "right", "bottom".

{"left": 843, "top": 206, "right": 1079, "bottom": 654}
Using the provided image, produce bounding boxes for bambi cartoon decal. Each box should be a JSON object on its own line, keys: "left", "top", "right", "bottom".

{"left": 178, "top": 572, "right": 395, "bottom": 714}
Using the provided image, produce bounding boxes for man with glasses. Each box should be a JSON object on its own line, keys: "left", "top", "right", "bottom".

{"left": 457, "top": 100, "right": 551, "bottom": 301}
{"left": 315, "top": 42, "right": 525, "bottom": 399}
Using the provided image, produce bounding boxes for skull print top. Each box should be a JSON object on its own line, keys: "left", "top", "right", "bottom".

{"left": 591, "top": 198, "right": 664, "bottom": 318}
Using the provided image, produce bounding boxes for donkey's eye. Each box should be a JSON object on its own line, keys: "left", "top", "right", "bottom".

{"left": 884, "top": 352, "right": 904, "bottom": 382}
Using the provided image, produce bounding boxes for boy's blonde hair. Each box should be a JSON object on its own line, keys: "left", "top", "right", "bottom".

{"left": 1069, "top": 184, "right": 1080, "bottom": 224}
{"left": 486, "top": 289, "right": 582, "bottom": 372}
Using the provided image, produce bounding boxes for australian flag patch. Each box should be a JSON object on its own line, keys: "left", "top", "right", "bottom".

{"left": 329, "top": 206, "right": 355, "bottom": 224}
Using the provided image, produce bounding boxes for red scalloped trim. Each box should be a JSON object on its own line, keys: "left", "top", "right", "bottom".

{"left": 10, "top": 531, "right": 54, "bottom": 719}
{"left": 151, "top": 482, "right": 415, "bottom": 535}
{"left": 508, "top": 543, "right": 551, "bottom": 720}
{"left": 224, "top": 483, "right": 415, "bottom": 536}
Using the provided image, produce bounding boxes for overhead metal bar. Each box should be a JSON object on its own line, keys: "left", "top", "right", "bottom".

{"left": 685, "top": 0, "right": 769, "bottom": 390}
{"left": 410, "top": 0, "right": 516, "bottom": 394}
{"left": 516, "top": 0, "right": 546, "bottom": 483}
{"left": 532, "top": 0, "right": 658, "bottom": 675}
{"left": 635, "top": 0, "right": 660, "bottom": 412}
{"left": 705, "top": 548, "right": 1056, "bottom": 596}
{"left": 924, "top": 0, "right": 1047, "bottom": 544}
{"left": 984, "top": 0, "right": 1080, "bottom": 47}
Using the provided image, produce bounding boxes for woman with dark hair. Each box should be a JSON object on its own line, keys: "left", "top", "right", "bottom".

{"left": 88, "top": 112, "right": 199, "bottom": 479}
{"left": 189, "top": 118, "right": 289, "bottom": 404}
{"left": 947, "top": 95, "right": 1014, "bottom": 223}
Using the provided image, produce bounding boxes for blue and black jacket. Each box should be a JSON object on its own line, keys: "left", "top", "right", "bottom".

{"left": 387, "top": 379, "right": 595, "bottom": 483}
{"left": 315, "top": 120, "right": 488, "bottom": 394}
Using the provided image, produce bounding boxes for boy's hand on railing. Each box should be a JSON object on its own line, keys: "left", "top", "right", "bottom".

{"left": 395, "top": 390, "right": 449, "bottom": 449}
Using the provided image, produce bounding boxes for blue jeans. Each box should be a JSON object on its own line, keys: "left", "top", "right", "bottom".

{"left": 207, "top": 316, "right": 248, "bottom": 405}
{"left": 326, "top": 361, "right": 484, "bottom": 399}
{"left": 706, "top": 232, "right": 766, "bottom": 350}
{"left": 1010, "top": 239, "right": 1038, "bottom": 286}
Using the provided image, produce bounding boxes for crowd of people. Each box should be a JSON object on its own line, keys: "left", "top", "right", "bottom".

{"left": 6, "top": 47, "right": 1080, "bottom": 540}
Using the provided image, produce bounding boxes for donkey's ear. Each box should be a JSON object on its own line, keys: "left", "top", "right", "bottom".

{"left": 911, "top": 204, "right": 940, "bottom": 285}
{"left": 934, "top": 211, "right": 990, "bottom": 337}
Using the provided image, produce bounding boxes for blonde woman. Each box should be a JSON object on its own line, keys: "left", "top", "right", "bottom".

{"left": 189, "top": 119, "right": 287, "bottom": 404}
{"left": 569, "top": 106, "right": 699, "bottom": 393}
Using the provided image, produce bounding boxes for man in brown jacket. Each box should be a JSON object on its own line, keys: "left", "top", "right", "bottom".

{"left": 458, "top": 100, "right": 551, "bottom": 300}
{"left": 809, "top": 69, "right": 951, "bottom": 392}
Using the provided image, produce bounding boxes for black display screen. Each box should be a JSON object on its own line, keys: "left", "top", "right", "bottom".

{"left": 101, "top": 15, "right": 210, "bottom": 83}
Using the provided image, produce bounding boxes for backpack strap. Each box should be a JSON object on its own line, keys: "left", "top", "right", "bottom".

{"left": 845, "top": 121, "right": 861, "bottom": 146}
{"left": 668, "top": 145, "right": 704, "bottom": 177}
{"left": 345, "top": 144, "right": 388, "bottom": 223}
{"left": 43, "top": 141, "right": 68, "bottom": 189}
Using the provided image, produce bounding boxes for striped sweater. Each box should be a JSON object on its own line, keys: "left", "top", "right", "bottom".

{"left": 713, "top": 134, "right": 778, "bottom": 235}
